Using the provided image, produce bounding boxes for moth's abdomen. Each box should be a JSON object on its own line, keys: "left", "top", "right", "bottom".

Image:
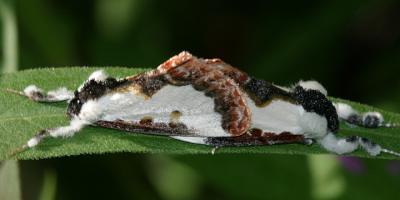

{"left": 243, "top": 77, "right": 339, "bottom": 134}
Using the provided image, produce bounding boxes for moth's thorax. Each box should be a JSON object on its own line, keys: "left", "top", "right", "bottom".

{"left": 66, "top": 77, "right": 130, "bottom": 118}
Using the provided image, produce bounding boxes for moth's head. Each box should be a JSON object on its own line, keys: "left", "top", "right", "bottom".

{"left": 66, "top": 70, "right": 126, "bottom": 118}
{"left": 66, "top": 91, "right": 83, "bottom": 118}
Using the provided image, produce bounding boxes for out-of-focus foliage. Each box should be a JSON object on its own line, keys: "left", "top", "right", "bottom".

{"left": 2, "top": 0, "right": 400, "bottom": 200}
{"left": 0, "top": 161, "right": 21, "bottom": 200}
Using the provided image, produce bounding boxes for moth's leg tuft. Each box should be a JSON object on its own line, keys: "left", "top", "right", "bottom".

{"left": 8, "top": 129, "right": 50, "bottom": 157}
{"left": 334, "top": 102, "right": 398, "bottom": 128}
{"left": 319, "top": 133, "right": 399, "bottom": 157}
{"left": 362, "top": 112, "right": 383, "bottom": 128}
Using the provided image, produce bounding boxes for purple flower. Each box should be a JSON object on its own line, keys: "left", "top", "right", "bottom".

{"left": 337, "top": 156, "right": 365, "bottom": 174}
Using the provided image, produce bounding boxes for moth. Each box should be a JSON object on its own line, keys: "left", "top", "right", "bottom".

{"left": 8, "top": 51, "right": 400, "bottom": 157}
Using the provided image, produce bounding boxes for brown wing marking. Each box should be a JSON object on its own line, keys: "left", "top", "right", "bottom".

{"left": 125, "top": 51, "right": 251, "bottom": 137}
{"left": 95, "top": 119, "right": 198, "bottom": 136}
{"left": 204, "top": 129, "right": 310, "bottom": 147}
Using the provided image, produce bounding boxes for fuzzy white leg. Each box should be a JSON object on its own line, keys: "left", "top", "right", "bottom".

{"left": 318, "top": 133, "right": 392, "bottom": 156}
{"left": 11, "top": 100, "right": 103, "bottom": 157}
{"left": 319, "top": 133, "right": 358, "bottom": 155}
{"left": 334, "top": 102, "right": 397, "bottom": 128}
{"left": 48, "top": 118, "right": 90, "bottom": 138}
{"left": 26, "top": 118, "right": 89, "bottom": 148}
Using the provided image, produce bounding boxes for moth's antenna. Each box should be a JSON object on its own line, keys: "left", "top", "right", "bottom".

{"left": 381, "top": 148, "right": 400, "bottom": 157}
{"left": 8, "top": 129, "right": 50, "bottom": 158}
{"left": 3, "top": 88, "right": 25, "bottom": 96}
{"left": 4, "top": 86, "right": 74, "bottom": 102}
{"left": 8, "top": 144, "right": 29, "bottom": 158}
{"left": 381, "top": 122, "right": 400, "bottom": 128}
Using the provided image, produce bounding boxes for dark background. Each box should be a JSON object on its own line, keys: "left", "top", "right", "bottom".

{"left": 2, "top": 0, "right": 400, "bottom": 199}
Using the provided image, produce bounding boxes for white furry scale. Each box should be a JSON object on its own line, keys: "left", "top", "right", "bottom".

{"left": 246, "top": 96, "right": 328, "bottom": 139}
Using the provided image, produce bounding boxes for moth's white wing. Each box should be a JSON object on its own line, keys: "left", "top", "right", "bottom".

{"left": 171, "top": 136, "right": 208, "bottom": 144}
{"left": 96, "top": 85, "right": 229, "bottom": 137}
{"left": 246, "top": 96, "right": 328, "bottom": 139}
{"left": 171, "top": 99, "right": 309, "bottom": 144}
{"left": 171, "top": 96, "right": 329, "bottom": 145}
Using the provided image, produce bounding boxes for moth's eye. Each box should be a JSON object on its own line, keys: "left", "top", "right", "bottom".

{"left": 67, "top": 98, "right": 83, "bottom": 118}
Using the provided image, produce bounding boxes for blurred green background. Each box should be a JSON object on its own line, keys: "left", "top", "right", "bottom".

{"left": 1, "top": 0, "right": 400, "bottom": 199}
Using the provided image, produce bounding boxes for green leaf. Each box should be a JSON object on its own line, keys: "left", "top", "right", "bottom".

{"left": 0, "top": 67, "right": 399, "bottom": 160}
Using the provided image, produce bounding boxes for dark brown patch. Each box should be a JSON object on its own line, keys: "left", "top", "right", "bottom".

{"left": 139, "top": 116, "right": 153, "bottom": 125}
{"left": 243, "top": 77, "right": 296, "bottom": 107}
{"left": 168, "top": 122, "right": 178, "bottom": 128}
{"left": 127, "top": 74, "right": 167, "bottom": 97}
{"left": 248, "top": 128, "right": 263, "bottom": 136}
{"left": 204, "top": 131, "right": 307, "bottom": 146}
{"left": 168, "top": 122, "right": 188, "bottom": 130}
{"left": 169, "top": 110, "right": 182, "bottom": 123}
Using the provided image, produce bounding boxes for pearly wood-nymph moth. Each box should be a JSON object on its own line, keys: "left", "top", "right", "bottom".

{"left": 9, "top": 51, "right": 400, "bottom": 157}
